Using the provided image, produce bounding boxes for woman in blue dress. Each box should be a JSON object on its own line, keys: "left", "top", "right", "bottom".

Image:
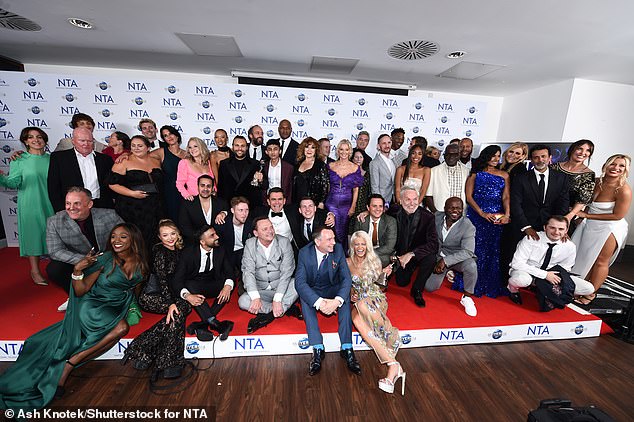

{"left": 464, "top": 145, "right": 510, "bottom": 297}
{"left": 0, "top": 223, "right": 148, "bottom": 411}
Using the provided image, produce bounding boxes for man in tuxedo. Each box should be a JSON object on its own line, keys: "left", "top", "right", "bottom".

{"left": 48, "top": 127, "right": 114, "bottom": 212}
{"left": 217, "top": 135, "right": 262, "bottom": 207}
{"left": 369, "top": 134, "right": 396, "bottom": 206}
{"left": 252, "top": 187, "right": 299, "bottom": 248}
{"left": 272, "top": 119, "right": 299, "bottom": 166}
{"left": 295, "top": 226, "right": 361, "bottom": 376}
{"left": 394, "top": 186, "right": 439, "bottom": 307}
{"left": 262, "top": 139, "right": 293, "bottom": 202}
{"left": 46, "top": 187, "right": 123, "bottom": 311}
{"left": 354, "top": 130, "right": 372, "bottom": 170}
{"left": 247, "top": 124, "right": 266, "bottom": 161}
{"left": 214, "top": 196, "right": 254, "bottom": 280}
{"left": 170, "top": 225, "right": 235, "bottom": 342}
{"left": 425, "top": 197, "right": 478, "bottom": 316}
{"left": 290, "top": 197, "right": 336, "bottom": 250}
{"left": 350, "top": 194, "right": 397, "bottom": 267}
{"left": 239, "top": 216, "right": 302, "bottom": 333}
{"left": 139, "top": 118, "right": 163, "bottom": 150}
{"left": 424, "top": 144, "right": 470, "bottom": 213}
{"left": 179, "top": 174, "right": 229, "bottom": 245}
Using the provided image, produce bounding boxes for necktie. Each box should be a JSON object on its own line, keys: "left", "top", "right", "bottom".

{"left": 540, "top": 243, "right": 556, "bottom": 270}
{"left": 306, "top": 222, "right": 312, "bottom": 239}
{"left": 319, "top": 253, "right": 328, "bottom": 272}
{"left": 538, "top": 174, "right": 545, "bottom": 204}
{"left": 280, "top": 140, "right": 285, "bottom": 154}
{"left": 271, "top": 211, "right": 283, "bottom": 218}
{"left": 372, "top": 221, "right": 378, "bottom": 246}
{"left": 204, "top": 251, "right": 211, "bottom": 272}
{"left": 252, "top": 148, "right": 257, "bottom": 160}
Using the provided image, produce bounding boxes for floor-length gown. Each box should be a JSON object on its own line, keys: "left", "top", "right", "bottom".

{"left": 325, "top": 166, "right": 364, "bottom": 249}
{"left": 352, "top": 275, "right": 400, "bottom": 362}
{"left": 571, "top": 201, "right": 628, "bottom": 278}
{"left": 162, "top": 147, "right": 182, "bottom": 222}
{"left": 0, "top": 252, "right": 142, "bottom": 411}
{"left": 123, "top": 244, "right": 191, "bottom": 370}
{"left": 463, "top": 172, "right": 505, "bottom": 297}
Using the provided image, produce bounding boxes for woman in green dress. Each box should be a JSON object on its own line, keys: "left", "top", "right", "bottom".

{"left": 0, "top": 223, "right": 148, "bottom": 412}
{"left": 0, "top": 127, "right": 54, "bottom": 285}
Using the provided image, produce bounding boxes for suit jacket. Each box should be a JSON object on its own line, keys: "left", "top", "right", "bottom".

{"left": 253, "top": 204, "right": 301, "bottom": 248}
{"left": 511, "top": 170, "right": 569, "bottom": 233}
{"left": 351, "top": 214, "right": 398, "bottom": 266}
{"left": 217, "top": 156, "right": 262, "bottom": 206}
{"left": 247, "top": 143, "right": 267, "bottom": 161}
{"left": 290, "top": 208, "right": 330, "bottom": 250}
{"left": 46, "top": 208, "right": 123, "bottom": 264}
{"left": 262, "top": 159, "right": 294, "bottom": 203}
{"left": 294, "top": 242, "right": 352, "bottom": 305}
{"left": 170, "top": 244, "right": 233, "bottom": 296}
{"left": 213, "top": 212, "right": 254, "bottom": 254}
{"left": 178, "top": 196, "right": 229, "bottom": 246}
{"left": 47, "top": 148, "right": 114, "bottom": 212}
{"left": 369, "top": 154, "right": 395, "bottom": 203}
{"left": 434, "top": 212, "right": 476, "bottom": 267}
{"left": 241, "top": 235, "right": 295, "bottom": 297}
{"left": 396, "top": 207, "right": 438, "bottom": 260}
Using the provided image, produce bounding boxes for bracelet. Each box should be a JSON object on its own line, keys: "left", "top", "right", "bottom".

{"left": 71, "top": 272, "right": 84, "bottom": 280}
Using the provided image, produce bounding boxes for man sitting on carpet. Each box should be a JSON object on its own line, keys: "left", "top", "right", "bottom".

{"left": 238, "top": 216, "right": 302, "bottom": 333}
{"left": 508, "top": 215, "right": 594, "bottom": 305}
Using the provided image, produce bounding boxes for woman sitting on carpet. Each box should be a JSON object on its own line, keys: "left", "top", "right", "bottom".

{"left": 347, "top": 231, "right": 405, "bottom": 395}
{"left": 0, "top": 223, "right": 147, "bottom": 411}
{"left": 123, "top": 219, "right": 191, "bottom": 379}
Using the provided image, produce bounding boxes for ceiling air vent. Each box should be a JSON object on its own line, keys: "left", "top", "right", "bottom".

{"left": 0, "top": 8, "right": 41, "bottom": 31}
{"left": 388, "top": 40, "right": 438, "bottom": 60}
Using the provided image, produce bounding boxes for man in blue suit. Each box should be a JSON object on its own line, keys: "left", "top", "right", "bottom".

{"left": 295, "top": 226, "right": 361, "bottom": 376}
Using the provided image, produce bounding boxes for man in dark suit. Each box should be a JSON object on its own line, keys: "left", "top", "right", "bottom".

{"left": 270, "top": 119, "right": 299, "bottom": 166}
{"left": 351, "top": 194, "right": 397, "bottom": 267}
{"left": 252, "top": 187, "right": 300, "bottom": 250}
{"left": 290, "top": 197, "right": 336, "bottom": 251}
{"left": 178, "top": 174, "right": 228, "bottom": 245}
{"left": 319, "top": 138, "right": 335, "bottom": 164}
{"left": 170, "top": 225, "right": 235, "bottom": 342}
{"left": 354, "top": 130, "right": 372, "bottom": 170}
{"left": 213, "top": 196, "right": 254, "bottom": 280}
{"left": 247, "top": 124, "right": 266, "bottom": 161}
{"left": 262, "top": 139, "right": 294, "bottom": 202}
{"left": 48, "top": 127, "right": 114, "bottom": 212}
{"left": 394, "top": 186, "right": 439, "bottom": 307}
{"left": 217, "top": 135, "right": 262, "bottom": 207}
{"left": 295, "top": 226, "right": 361, "bottom": 376}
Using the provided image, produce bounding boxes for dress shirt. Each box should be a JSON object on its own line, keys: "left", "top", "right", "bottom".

{"left": 249, "top": 145, "right": 263, "bottom": 161}
{"left": 369, "top": 217, "right": 381, "bottom": 248}
{"left": 200, "top": 198, "right": 212, "bottom": 225}
{"left": 313, "top": 247, "right": 344, "bottom": 310}
{"left": 440, "top": 216, "right": 460, "bottom": 258}
{"left": 511, "top": 231, "right": 576, "bottom": 280}
{"left": 74, "top": 149, "right": 100, "bottom": 199}
{"left": 179, "top": 246, "right": 234, "bottom": 299}
{"left": 233, "top": 224, "right": 244, "bottom": 251}
{"left": 533, "top": 168, "right": 550, "bottom": 202}
{"left": 269, "top": 210, "right": 293, "bottom": 241}
{"left": 304, "top": 217, "right": 314, "bottom": 240}
{"left": 267, "top": 160, "right": 282, "bottom": 189}
{"left": 148, "top": 139, "right": 161, "bottom": 152}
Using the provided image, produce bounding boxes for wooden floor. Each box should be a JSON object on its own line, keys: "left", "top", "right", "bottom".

{"left": 2, "top": 335, "right": 632, "bottom": 421}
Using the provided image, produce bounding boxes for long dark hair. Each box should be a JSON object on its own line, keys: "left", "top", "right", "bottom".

{"left": 105, "top": 223, "right": 149, "bottom": 278}
{"left": 472, "top": 145, "right": 501, "bottom": 174}
{"left": 403, "top": 144, "right": 425, "bottom": 180}
{"left": 160, "top": 125, "right": 182, "bottom": 144}
{"left": 566, "top": 139, "right": 594, "bottom": 164}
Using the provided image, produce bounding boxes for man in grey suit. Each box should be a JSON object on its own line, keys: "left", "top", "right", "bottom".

{"left": 369, "top": 134, "right": 396, "bottom": 206}
{"left": 425, "top": 197, "right": 478, "bottom": 316}
{"left": 350, "top": 194, "right": 397, "bottom": 267}
{"left": 46, "top": 187, "right": 123, "bottom": 309}
{"left": 238, "top": 216, "right": 301, "bottom": 333}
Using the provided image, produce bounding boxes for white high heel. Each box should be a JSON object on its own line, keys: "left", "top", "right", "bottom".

{"left": 378, "top": 361, "right": 406, "bottom": 395}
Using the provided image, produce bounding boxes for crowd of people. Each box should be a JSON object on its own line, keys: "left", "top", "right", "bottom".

{"left": 0, "top": 113, "right": 631, "bottom": 410}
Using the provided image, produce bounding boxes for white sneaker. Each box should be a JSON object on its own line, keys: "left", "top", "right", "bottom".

{"left": 460, "top": 295, "right": 477, "bottom": 317}
{"left": 57, "top": 299, "right": 69, "bottom": 312}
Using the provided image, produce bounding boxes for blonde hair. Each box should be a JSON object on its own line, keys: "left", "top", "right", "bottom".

{"left": 598, "top": 154, "right": 631, "bottom": 193}
{"left": 186, "top": 137, "right": 210, "bottom": 166}
{"left": 348, "top": 231, "right": 382, "bottom": 281}
{"left": 335, "top": 139, "right": 353, "bottom": 160}
{"left": 502, "top": 141, "right": 529, "bottom": 171}
{"left": 157, "top": 219, "right": 184, "bottom": 250}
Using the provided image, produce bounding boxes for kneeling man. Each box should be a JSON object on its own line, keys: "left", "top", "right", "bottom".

{"left": 239, "top": 216, "right": 301, "bottom": 333}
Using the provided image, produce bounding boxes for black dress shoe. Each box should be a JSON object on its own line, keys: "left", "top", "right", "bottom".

{"left": 509, "top": 292, "right": 523, "bottom": 305}
{"left": 194, "top": 328, "right": 215, "bottom": 342}
{"left": 186, "top": 320, "right": 208, "bottom": 335}
{"left": 309, "top": 348, "right": 325, "bottom": 376}
{"left": 247, "top": 312, "right": 275, "bottom": 334}
{"left": 339, "top": 349, "right": 361, "bottom": 375}
{"left": 209, "top": 319, "right": 234, "bottom": 341}
{"left": 162, "top": 365, "right": 183, "bottom": 379}
{"left": 411, "top": 290, "right": 426, "bottom": 308}
{"left": 285, "top": 304, "right": 303, "bottom": 320}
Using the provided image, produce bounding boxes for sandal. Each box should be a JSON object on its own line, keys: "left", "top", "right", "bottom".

{"left": 573, "top": 294, "right": 596, "bottom": 306}
{"left": 30, "top": 271, "right": 48, "bottom": 286}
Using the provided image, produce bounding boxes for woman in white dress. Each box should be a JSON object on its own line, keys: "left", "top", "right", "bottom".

{"left": 394, "top": 144, "right": 430, "bottom": 205}
{"left": 572, "top": 154, "right": 632, "bottom": 304}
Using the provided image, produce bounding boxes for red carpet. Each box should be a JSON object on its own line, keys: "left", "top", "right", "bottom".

{"left": 0, "top": 247, "right": 610, "bottom": 342}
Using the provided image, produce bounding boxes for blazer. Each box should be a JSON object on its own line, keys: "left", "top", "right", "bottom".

{"left": 47, "top": 148, "right": 115, "bottom": 212}
{"left": 217, "top": 156, "right": 262, "bottom": 206}
{"left": 170, "top": 244, "right": 233, "bottom": 296}
{"left": 213, "top": 212, "right": 254, "bottom": 253}
{"left": 241, "top": 235, "right": 295, "bottom": 296}
{"left": 434, "top": 212, "right": 476, "bottom": 267}
{"left": 289, "top": 208, "right": 332, "bottom": 250}
{"left": 511, "top": 170, "right": 569, "bottom": 233}
{"left": 178, "top": 196, "right": 229, "bottom": 246}
{"left": 294, "top": 242, "right": 352, "bottom": 306}
{"left": 279, "top": 138, "right": 299, "bottom": 166}
{"left": 46, "top": 208, "right": 123, "bottom": 264}
{"left": 351, "top": 214, "right": 398, "bottom": 267}
{"left": 395, "top": 207, "right": 438, "bottom": 260}
{"left": 262, "top": 159, "right": 294, "bottom": 203}
{"left": 369, "top": 154, "right": 395, "bottom": 204}
{"left": 247, "top": 143, "right": 267, "bottom": 161}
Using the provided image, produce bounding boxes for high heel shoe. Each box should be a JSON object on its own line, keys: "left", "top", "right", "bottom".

{"left": 378, "top": 361, "right": 406, "bottom": 395}
{"left": 31, "top": 271, "right": 48, "bottom": 286}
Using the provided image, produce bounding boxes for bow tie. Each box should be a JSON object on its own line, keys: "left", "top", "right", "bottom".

{"left": 270, "top": 212, "right": 283, "bottom": 218}
{"left": 149, "top": 141, "right": 156, "bottom": 149}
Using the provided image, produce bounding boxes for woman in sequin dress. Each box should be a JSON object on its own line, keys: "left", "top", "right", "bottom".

{"left": 347, "top": 231, "right": 404, "bottom": 395}
{"left": 292, "top": 137, "right": 329, "bottom": 208}
{"left": 465, "top": 145, "right": 510, "bottom": 297}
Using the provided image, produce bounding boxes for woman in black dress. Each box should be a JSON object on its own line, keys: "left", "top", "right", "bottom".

{"left": 292, "top": 137, "right": 329, "bottom": 208}
{"left": 123, "top": 220, "right": 191, "bottom": 378}
{"left": 151, "top": 126, "right": 187, "bottom": 222}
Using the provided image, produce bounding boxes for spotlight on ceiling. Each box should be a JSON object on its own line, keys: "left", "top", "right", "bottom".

{"left": 68, "top": 18, "right": 93, "bottom": 29}
{"left": 446, "top": 51, "right": 467, "bottom": 59}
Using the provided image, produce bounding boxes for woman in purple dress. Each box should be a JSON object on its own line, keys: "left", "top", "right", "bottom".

{"left": 325, "top": 139, "right": 364, "bottom": 250}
